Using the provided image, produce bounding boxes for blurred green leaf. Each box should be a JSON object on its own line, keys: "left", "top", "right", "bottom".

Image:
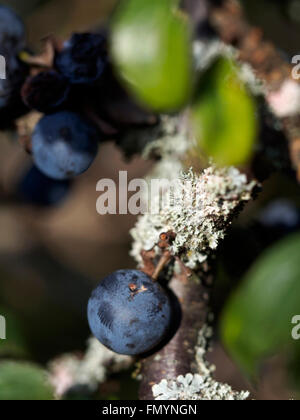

{"left": 191, "top": 57, "right": 257, "bottom": 166}
{"left": 221, "top": 233, "right": 300, "bottom": 376}
{"left": 111, "top": 0, "right": 193, "bottom": 112}
{"left": 0, "top": 361, "right": 54, "bottom": 400}
{"left": 0, "top": 306, "right": 28, "bottom": 358}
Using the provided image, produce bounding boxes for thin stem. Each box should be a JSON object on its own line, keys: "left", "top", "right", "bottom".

{"left": 152, "top": 252, "right": 172, "bottom": 281}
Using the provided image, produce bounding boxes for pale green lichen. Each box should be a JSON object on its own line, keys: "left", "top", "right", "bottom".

{"left": 142, "top": 114, "right": 191, "bottom": 161}
{"left": 117, "top": 114, "right": 190, "bottom": 159}
{"left": 194, "top": 39, "right": 264, "bottom": 96}
{"left": 194, "top": 39, "right": 230, "bottom": 71}
{"left": 131, "top": 166, "right": 257, "bottom": 269}
{"left": 49, "top": 338, "right": 132, "bottom": 397}
{"left": 195, "top": 324, "right": 214, "bottom": 377}
{"left": 152, "top": 373, "right": 250, "bottom": 401}
{"left": 71, "top": 338, "right": 132, "bottom": 389}
{"left": 152, "top": 326, "right": 250, "bottom": 401}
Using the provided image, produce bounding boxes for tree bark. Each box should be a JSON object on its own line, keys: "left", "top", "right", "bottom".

{"left": 139, "top": 271, "right": 211, "bottom": 400}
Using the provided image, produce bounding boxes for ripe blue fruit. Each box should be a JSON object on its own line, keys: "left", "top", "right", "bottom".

{"left": 88, "top": 270, "right": 172, "bottom": 355}
{"left": 21, "top": 71, "right": 70, "bottom": 113}
{"left": 17, "top": 165, "right": 71, "bottom": 207}
{"left": 90, "top": 71, "right": 158, "bottom": 129}
{"left": 55, "top": 33, "right": 107, "bottom": 84}
{"left": 0, "top": 6, "right": 26, "bottom": 51}
{"left": 32, "top": 111, "right": 99, "bottom": 180}
{"left": 258, "top": 199, "right": 300, "bottom": 232}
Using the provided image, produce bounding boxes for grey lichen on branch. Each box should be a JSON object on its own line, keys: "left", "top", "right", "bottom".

{"left": 131, "top": 163, "right": 257, "bottom": 270}
{"left": 152, "top": 326, "right": 249, "bottom": 400}
{"left": 153, "top": 373, "right": 249, "bottom": 400}
{"left": 49, "top": 338, "right": 133, "bottom": 398}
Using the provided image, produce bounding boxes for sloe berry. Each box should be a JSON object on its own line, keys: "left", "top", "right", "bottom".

{"left": 17, "top": 165, "right": 71, "bottom": 207}
{"left": 55, "top": 33, "right": 107, "bottom": 84}
{"left": 88, "top": 270, "right": 172, "bottom": 355}
{"left": 21, "top": 71, "right": 70, "bottom": 113}
{"left": 32, "top": 111, "right": 99, "bottom": 180}
{"left": 0, "top": 6, "right": 26, "bottom": 52}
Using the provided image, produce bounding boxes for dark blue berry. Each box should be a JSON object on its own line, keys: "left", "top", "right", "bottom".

{"left": 0, "top": 6, "right": 26, "bottom": 52}
{"left": 21, "top": 70, "right": 70, "bottom": 113}
{"left": 32, "top": 111, "right": 99, "bottom": 180}
{"left": 90, "top": 71, "right": 158, "bottom": 129}
{"left": 17, "top": 165, "right": 71, "bottom": 207}
{"left": 257, "top": 199, "right": 300, "bottom": 237}
{"left": 0, "top": 55, "right": 28, "bottom": 127}
{"left": 0, "top": 7, "right": 28, "bottom": 126}
{"left": 88, "top": 270, "right": 172, "bottom": 355}
{"left": 55, "top": 33, "right": 107, "bottom": 84}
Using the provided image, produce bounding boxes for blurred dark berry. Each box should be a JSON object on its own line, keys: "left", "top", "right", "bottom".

{"left": 88, "top": 269, "right": 172, "bottom": 355}
{"left": 55, "top": 33, "right": 107, "bottom": 84}
{"left": 0, "top": 5, "right": 26, "bottom": 52}
{"left": 83, "top": 70, "right": 158, "bottom": 151}
{"left": 17, "top": 165, "right": 71, "bottom": 206}
{"left": 0, "top": 54, "right": 29, "bottom": 128}
{"left": 181, "top": 0, "right": 214, "bottom": 39}
{"left": 32, "top": 111, "right": 99, "bottom": 180}
{"left": 91, "top": 72, "right": 158, "bottom": 129}
{"left": 21, "top": 70, "right": 70, "bottom": 113}
{"left": 257, "top": 199, "right": 300, "bottom": 235}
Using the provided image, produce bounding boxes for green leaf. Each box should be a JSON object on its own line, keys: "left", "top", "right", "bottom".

{"left": 191, "top": 57, "right": 257, "bottom": 166}
{"left": 0, "top": 306, "right": 28, "bottom": 358}
{"left": 0, "top": 361, "right": 54, "bottom": 400}
{"left": 110, "top": 0, "right": 193, "bottom": 112}
{"left": 221, "top": 233, "right": 300, "bottom": 376}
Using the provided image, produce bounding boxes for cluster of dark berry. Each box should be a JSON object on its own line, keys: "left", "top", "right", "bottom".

{"left": 0, "top": 6, "right": 28, "bottom": 126}
{"left": 1, "top": 6, "right": 174, "bottom": 356}
{"left": 0, "top": 6, "right": 156, "bottom": 205}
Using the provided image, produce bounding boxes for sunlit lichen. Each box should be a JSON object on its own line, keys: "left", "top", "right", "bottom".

{"left": 131, "top": 166, "right": 257, "bottom": 269}
{"left": 152, "top": 326, "right": 250, "bottom": 401}
{"left": 49, "top": 338, "right": 132, "bottom": 397}
{"left": 152, "top": 373, "right": 250, "bottom": 400}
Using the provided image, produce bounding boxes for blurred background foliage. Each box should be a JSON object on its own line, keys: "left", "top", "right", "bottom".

{"left": 242, "top": 0, "right": 300, "bottom": 57}
{"left": 0, "top": 0, "right": 299, "bottom": 400}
